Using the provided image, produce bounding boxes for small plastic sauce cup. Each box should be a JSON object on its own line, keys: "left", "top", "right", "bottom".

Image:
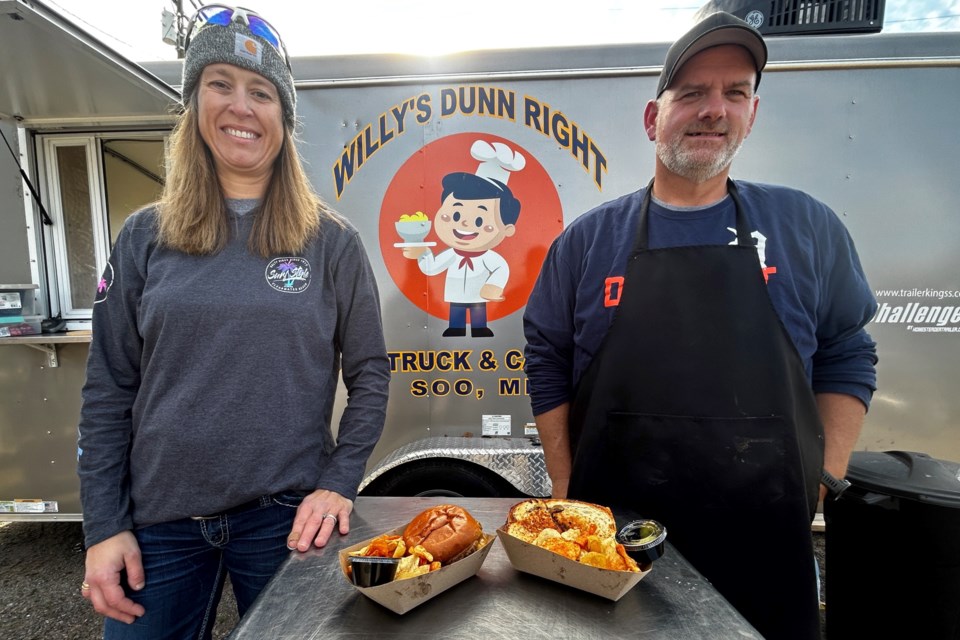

{"left": 616, "top": 519, "right": 667, "bottom": 566}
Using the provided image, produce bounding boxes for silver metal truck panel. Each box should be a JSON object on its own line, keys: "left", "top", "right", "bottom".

{"left": 0, "top": 0, "right": 178, "bottom": 127}
{"left": 357, "top": 436, "right": 550, "bottom": 497}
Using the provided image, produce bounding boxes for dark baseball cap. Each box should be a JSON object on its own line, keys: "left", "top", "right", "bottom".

{"left": 657, "top": 11, "right": 768, "bottom": 98}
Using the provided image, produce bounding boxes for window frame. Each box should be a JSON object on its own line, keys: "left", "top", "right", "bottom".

{"left": 39, "top": 135, "right": 108, "bottom": 321}
{"left": 35, "top": 130, "right": 169, "bottom": 328}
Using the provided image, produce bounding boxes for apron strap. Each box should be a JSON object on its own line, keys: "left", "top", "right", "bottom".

{"left": 634, "top": 178, "right": 753, "bottom": 252}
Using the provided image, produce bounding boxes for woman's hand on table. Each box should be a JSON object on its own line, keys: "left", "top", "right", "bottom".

{"left": 287, "top": 490, "right": 353, "bottom": 551}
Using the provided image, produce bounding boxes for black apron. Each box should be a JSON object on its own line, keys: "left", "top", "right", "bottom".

{"left": 568, "top": 180, "right": 823, "bottom": 640}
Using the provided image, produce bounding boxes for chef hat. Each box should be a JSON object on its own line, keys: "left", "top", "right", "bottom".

{"left": 471, "top": 141, "right": 525, "bottom": 186}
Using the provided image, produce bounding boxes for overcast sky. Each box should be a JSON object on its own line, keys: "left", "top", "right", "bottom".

{"left": 46, "top": 0, "right": 960, "bottom": 62}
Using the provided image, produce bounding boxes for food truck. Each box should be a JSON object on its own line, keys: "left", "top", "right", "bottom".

{"left": 1, "top": 0, "right": 958, "bottom": 520}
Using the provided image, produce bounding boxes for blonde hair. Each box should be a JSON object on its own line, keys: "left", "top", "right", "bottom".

{"left": 157, "top": 99, "right": 340, "bottom": 257}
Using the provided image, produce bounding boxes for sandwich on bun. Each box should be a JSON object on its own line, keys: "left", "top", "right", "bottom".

{"left": 505, "top": 498, "right": 640, "bottom": 572}
{"left": 403, "top": 504, "right": 484, "bottom": 564}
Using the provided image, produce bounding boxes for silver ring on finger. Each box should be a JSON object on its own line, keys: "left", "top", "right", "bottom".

{"left": 322, "top": 513, "right": 338, "bottom": 525}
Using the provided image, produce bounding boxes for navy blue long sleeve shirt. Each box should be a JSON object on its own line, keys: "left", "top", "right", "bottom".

{"left": 523, "top": 181, "right": 878, "bottom": 417}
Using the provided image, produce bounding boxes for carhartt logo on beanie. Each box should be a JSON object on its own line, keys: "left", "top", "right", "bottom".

{"left": 182, "top": 17, "right": 296, "bottom": 127}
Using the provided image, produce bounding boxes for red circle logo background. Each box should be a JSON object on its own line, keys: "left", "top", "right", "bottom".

{"left": 379, "top": 133, "right": 563, "bottom": 322}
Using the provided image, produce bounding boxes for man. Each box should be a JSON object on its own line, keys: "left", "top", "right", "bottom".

{"left": 523, "top": 11, "right": 877, "bottom": 640}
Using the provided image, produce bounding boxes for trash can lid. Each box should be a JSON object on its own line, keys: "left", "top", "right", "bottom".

{"left": 846, "top": 451, "right": 960, "bottom": 509}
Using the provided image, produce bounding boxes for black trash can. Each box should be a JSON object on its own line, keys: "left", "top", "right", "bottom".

{"left": 825, "top": 451, "right": 960, "bottom": 639}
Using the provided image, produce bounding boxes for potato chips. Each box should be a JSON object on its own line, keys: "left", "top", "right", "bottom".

{"left": 528, "top": 527, "right": 638, "bottom": 571}
{"left": 348, "top": 534, "right": 443, "bottom": 580}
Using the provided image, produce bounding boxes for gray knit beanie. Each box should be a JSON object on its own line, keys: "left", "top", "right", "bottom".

{"left": 182, "top": 14, "right": 296, "bottom": 128}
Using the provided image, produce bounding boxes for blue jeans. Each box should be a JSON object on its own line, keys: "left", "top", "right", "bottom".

{"left": 103, "top": 492, "right": 303, "bottom": 640}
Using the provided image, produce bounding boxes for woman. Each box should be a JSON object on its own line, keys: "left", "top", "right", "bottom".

{"left": 77, "top": 6, "right": 390, "bottom": 638}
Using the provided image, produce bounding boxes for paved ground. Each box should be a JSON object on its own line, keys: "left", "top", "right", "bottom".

{"left": 0, "top": 521, "right": 238, "bottom": 640}
{"left": 0, "top": 520, "right": 825, "bottom": 639}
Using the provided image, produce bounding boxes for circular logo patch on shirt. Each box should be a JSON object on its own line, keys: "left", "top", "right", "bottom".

{"left": 265, "top": 257, "right": 312, "bottom": 293}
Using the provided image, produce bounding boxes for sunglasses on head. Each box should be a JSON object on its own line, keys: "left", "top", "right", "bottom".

{"left": 185, "top": 4, "right": 291, "bottom": 70}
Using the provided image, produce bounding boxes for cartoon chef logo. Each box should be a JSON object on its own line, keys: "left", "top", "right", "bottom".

{"left": 380, "top": 133, "right": 562, "bottom": 338}
{"left": 399, "top": 141, "right": 523, "bottom": 337}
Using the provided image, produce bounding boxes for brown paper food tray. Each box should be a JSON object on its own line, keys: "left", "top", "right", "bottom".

{"left": 339, "top": 526, "right": 496, "bottom": 614}
{"left": 496, "top": 527, "right": 651, "bottom": 601}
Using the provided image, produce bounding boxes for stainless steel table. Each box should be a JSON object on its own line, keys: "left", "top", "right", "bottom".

{"left": 229, "top": 497, "right": 759, "bottom": 639}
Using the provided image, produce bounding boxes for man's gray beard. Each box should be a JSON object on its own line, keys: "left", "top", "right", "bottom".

{"left": 656, "top": 136, "right": 743, "bottom": 184}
